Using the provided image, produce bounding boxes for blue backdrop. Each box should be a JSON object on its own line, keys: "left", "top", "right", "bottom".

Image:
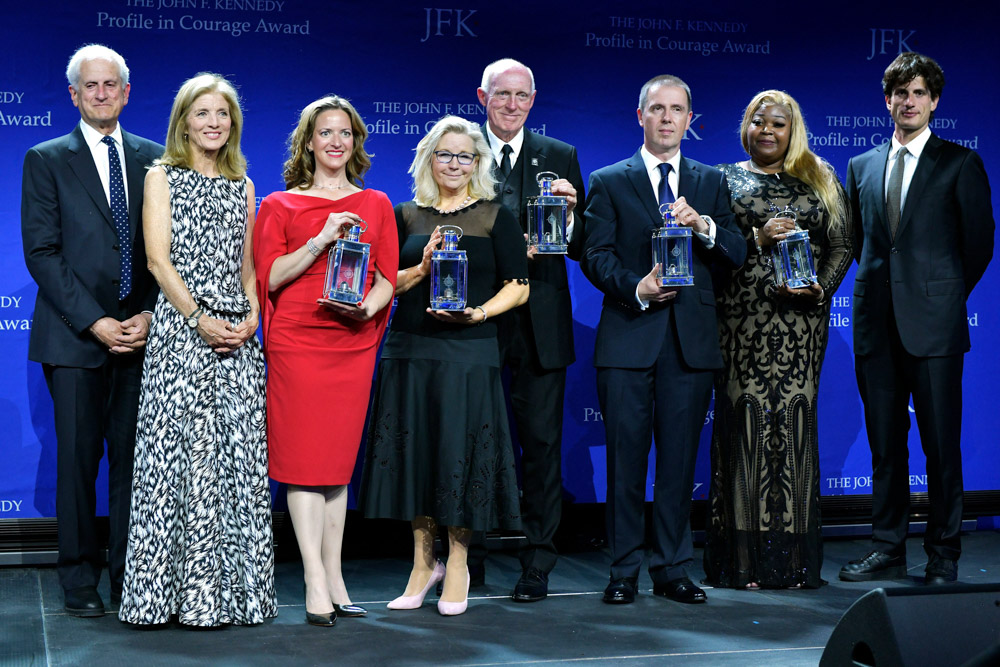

{"left": 2, "top": 0, "right": 997, "bottom": 518}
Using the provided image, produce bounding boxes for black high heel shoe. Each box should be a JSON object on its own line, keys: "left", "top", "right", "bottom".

{"left": 333, "top": 603, "right": 368, "bottom": 618}
{"left": 305, "top": 610, "right": 336, "bottom": 627}
{"left": 303, "top": 584, "right": 337, "bottom": 627}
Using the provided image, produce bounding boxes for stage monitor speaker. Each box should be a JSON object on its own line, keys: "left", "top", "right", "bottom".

{"left": 820, "top": 583, "right": 1000, "bottom": 666}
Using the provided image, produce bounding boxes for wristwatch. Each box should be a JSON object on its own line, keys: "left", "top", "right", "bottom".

{"left": 186, "top": 307, "right": 203, "bottom": 329}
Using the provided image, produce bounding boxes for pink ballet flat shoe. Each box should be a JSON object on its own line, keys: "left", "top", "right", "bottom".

{"left": 437, "top": 571, "right": 471, "bottom": 616}
{"left": 387, "top": 561, "right": 445, "bottom": 610}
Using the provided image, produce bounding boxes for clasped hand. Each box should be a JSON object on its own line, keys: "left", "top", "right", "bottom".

{"left": 197, "top": 312, "right": 257, "bottom": 354}
{"left": 89, "top": 313, "right": 151, "bottom": 354}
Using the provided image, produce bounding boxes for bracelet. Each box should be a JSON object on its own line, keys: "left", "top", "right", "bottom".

{"left": 188, "top": 307, "right": 203, "bottom": 320}
{"left": 752, "top": 227, "right": 763, "bottom": 253}
{"left": 474, "top": 305, "right": 488, "bottom": 325}
{"left": 306, "top": 237, "right": 322, "bottom": 257}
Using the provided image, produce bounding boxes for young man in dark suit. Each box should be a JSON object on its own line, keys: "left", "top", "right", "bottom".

{"left": 581, "top": 74, "right": 745, "bottom": 605}
{"left": 21, "top": 44, "right": 163, "bottom": 616}
{"left": 841, "top": 52, "right": 994, "bottom": 585}
{"left": 473, "top": 58, "right": 586, "bottom": 602}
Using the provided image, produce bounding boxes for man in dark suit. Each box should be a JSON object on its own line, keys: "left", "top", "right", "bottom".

{"left": 581, "top": 74, "right": 745, "bottom": 604}
{"left": 840, "top": 52, "right": 993, "bottom": 585}
{"left": 21, "top": 44, "right": 162, "bottom": 616}
{"left": 475, "top": 58, "right": 585, "bottom": 602}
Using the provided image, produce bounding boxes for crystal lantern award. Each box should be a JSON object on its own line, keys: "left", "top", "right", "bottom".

{"left": 526, "top": 171, "right": 568, "bottom": 254}
{"left": 430, "top": 225, "right": 468, "bottom": 310}
{"left": 770, "top": 207, "right": 817, "bottom": 289}
{"left": 323, "top": 220, "right": 370, "bottom": 305}
{"left": 652, "top": 203, "right": 694, "bottom": 286}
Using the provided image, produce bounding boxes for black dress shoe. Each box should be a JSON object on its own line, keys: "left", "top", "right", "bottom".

{"left": 653, "top": 577, "right": 707, "bottom": 604}
{"left": 333, "top": 603, "right": 368, "bottom": 617}
{"left": 64, "top": 586, "right": 105, "bottom": 618}
{"left": 839, "top": 551, "right": 907, "bottom": 581}
{"left": 512, "top": 567, "right": 549, "bottom": 602}
{"left": 602, "top": 577, "right": 638, "bottom": 604}
{"left": 925, "top": 557, "right": 958, "bottom": 585}
{"left": 305, "top": 611, "right": 336, "bottom": 627}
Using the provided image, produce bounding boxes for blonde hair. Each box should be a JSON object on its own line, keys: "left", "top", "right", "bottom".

{"left": 158, "top": 73, "right": 246, "bottom": 180}
{"left": 740, "top": 90, "right": 845, "bottom": 230}
{"left": 284, "top": 95, "right": 371, "bottom": 190}
{"left": 410, "top": 116, "right": 496, "bottom": 207}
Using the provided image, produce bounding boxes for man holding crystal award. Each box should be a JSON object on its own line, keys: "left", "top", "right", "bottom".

{"left": 581, "top": 74, "right": 745, "bottom": 605}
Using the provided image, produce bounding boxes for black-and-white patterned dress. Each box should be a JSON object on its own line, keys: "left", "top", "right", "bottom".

{"left": 120, "top": 166, "right": 276, "bottom": 626}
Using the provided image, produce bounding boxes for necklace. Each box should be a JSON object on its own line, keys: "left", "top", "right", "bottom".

{"left": 311, "top": 181, "right": 351, "bottom": 192}
{"left": 435, "top": 195, "right": 473, "bottom": 214}
{"left": 747, "top": 159, "right": 782, "bottom": 179}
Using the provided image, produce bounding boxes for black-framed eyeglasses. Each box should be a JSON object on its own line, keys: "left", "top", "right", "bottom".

{"left": 434, "top": 151, "right": 476, "bottom": 165}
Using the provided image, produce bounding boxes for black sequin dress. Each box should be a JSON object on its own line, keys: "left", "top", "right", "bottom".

{"left": 704, "top": 163, "right": 852, "bottom": 589}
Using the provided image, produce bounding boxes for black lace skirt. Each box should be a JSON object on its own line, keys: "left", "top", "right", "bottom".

{"left": 360, "top": 331, "right": 521, "bottom": 531}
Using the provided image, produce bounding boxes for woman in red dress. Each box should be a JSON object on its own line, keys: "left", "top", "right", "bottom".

{"left": 253, "top": 96, "right": 398, "bottom": 627}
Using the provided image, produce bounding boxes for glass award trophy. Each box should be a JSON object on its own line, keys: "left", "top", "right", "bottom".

{"left": 770, "top": 207, "right": 817, "bottom": 288}
{"left": 323, "top": 220, "right": 370, "bottom": 305}
{"left": 526, "top": 171, "right": 568, "bottom": 254}
{"left": 430, "top": 225, "right": 468, "bottom": 310}
{"left": 652, "top": 203, "right": 694, "bottom": 286}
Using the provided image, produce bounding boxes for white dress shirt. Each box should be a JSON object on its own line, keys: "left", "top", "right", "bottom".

{"left": 79, "top": 120, "right": 129, "bottom": 208}
{"left": 635, "top": 146, "right": 716, "bottom": 309}
{"left": 486, "top": 123, "right": 575, "bottom": 240}
{"left": 884, "top": 126, "right": 932, "bottom": 213}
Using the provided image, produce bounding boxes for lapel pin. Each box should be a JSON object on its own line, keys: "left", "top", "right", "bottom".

{"left": 531, "top": 157, "right": 539, "bottom": 166}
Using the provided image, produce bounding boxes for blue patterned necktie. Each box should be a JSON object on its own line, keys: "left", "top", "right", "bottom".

{"left": 657, "top": 162, "right": 675, "bottom": 206}
{"left": 102, "top": 135, "right": 131, "bottom": 300}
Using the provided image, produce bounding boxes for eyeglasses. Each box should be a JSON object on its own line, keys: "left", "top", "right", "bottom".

{"left": 434, "top": 151, "right": 477, "bottom": 165}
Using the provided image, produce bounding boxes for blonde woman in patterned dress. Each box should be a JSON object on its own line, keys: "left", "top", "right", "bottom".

{"left": 119, "top": 73, "right": 275, "bottom": 626}
{"left": 704, "top": 90, "right": 853, "bottom": 590}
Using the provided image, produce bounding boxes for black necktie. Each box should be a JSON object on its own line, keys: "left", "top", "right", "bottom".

{"left": 499, "top": 144, "right": 513, "bottom": 179}
{"left": 102, "top": 135, "right": 131, "bottom": 300}
{"left": 886, "top": 146, "right": 908, "bottom": 239}
{"left": 657, "top": 162, "right": 675, "bottom": 206}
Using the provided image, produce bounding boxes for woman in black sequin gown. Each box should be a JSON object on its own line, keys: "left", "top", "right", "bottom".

{"left": 704, "top": 91, "right": 853, "bottom": 589}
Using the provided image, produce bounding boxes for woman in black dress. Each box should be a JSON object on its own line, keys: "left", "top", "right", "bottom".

{"left": 361, "top": 116, "right": 528, "bottom": 615}
{"left": 704, "top": 90, "right": 853, "bottom": 589}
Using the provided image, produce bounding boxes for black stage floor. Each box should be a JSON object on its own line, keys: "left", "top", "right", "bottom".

{"left": 3, "top": 531, "right": 999, "bottom": 666}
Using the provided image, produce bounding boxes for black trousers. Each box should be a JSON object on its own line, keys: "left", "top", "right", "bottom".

{"left": 855, "top": 306, "right": 965, "bottom": 562}
{"left": 597, "top": 308, "right": 713, "bottom": 583}
{"left": 44, "top": 352, "right": 143, "bottom": 592}
{"left": 504, "top": 307, "right": 566, "bottom": 573}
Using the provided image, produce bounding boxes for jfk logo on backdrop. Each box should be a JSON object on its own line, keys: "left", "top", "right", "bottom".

{"left": 867, "top": 28, "right": 915, "bottom": 60}
{"left": 421, "top": 8, "right": 477, "bottom": 42}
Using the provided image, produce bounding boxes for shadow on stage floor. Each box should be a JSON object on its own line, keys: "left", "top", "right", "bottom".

{"left": 3, "top": 531, "right": 999, "bottom": 666}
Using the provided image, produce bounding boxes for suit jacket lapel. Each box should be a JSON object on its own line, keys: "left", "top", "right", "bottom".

{"left": 677, "top": 155, "right": 701, "bottom": 208}
{"left": 896, "top": 133, "right": 941, "bottom": 240}
{"left": 67, "top": 125, "right": 115, "bottom": 228}
{"left": 122, "top": 129, "right": 151, "bottom": 242}
{"left": 625, "top": 150, "right": 662, "bottom": 228}
{"left": 872, "top": 142, "right": 891, "bottom": 237}
{"left": 520, "top": 130, "right": 546, "bottom": 197}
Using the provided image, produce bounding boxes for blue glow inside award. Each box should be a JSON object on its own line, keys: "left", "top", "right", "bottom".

{"left": 527, "top": 171, "right": 568, "bottom": 254}
{"left": 771, "top": 207, "right": 817, "bottom": 289}
{"left": 430, "top": 224, "right": 468, "bottom": 310}
{"left": 323, "top": 221, "right": 370, "bottom": 305}
{"left": 652, "top": 203, "right": 694, "bottom": 287}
